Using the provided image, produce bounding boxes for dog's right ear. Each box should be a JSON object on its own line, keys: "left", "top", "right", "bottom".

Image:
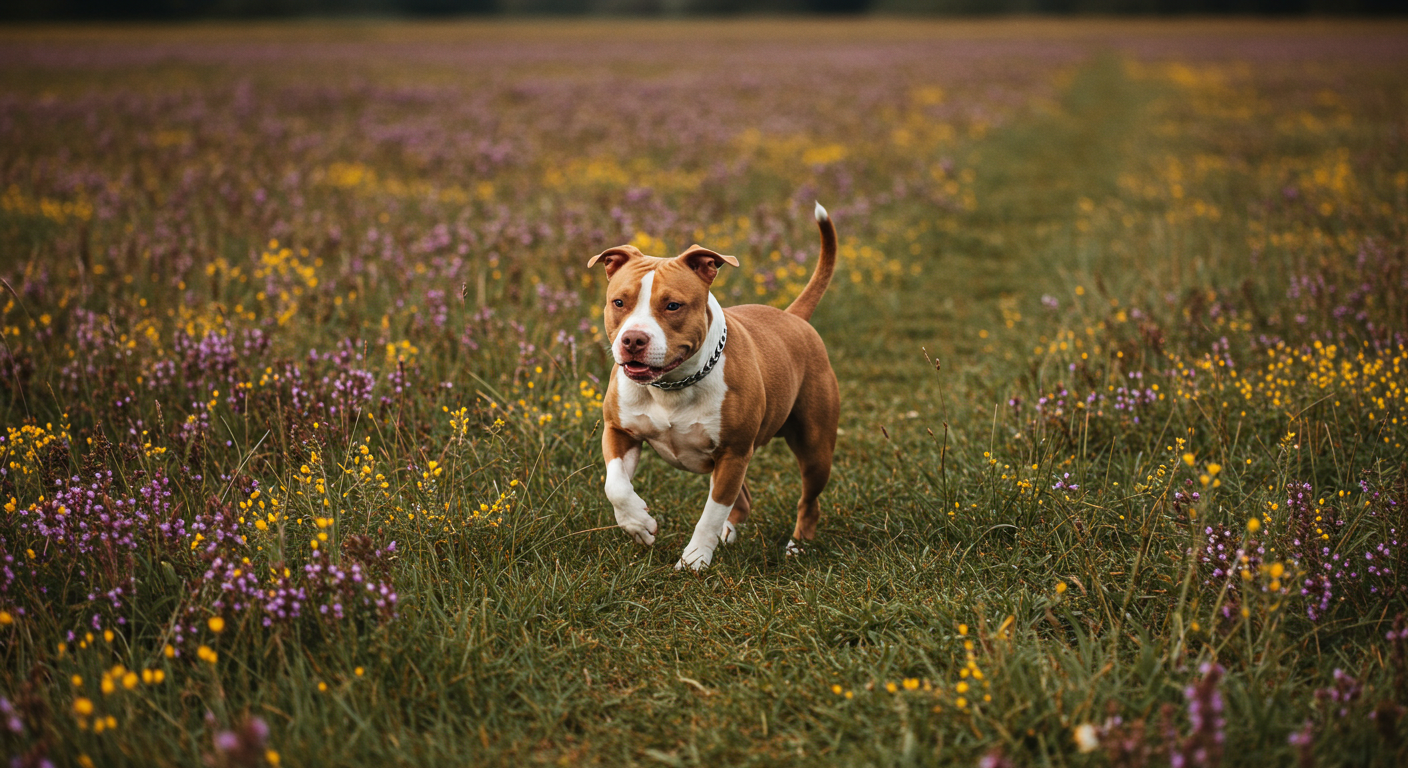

{"left": 587, "top": 245, "right": 644, "bottom": 279}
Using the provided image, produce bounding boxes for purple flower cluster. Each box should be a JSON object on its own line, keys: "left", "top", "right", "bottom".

{"left": 0, "top": 541, "right": 18, "bottom": 617}
{"left": 1092, "top": 708, "right": 1151, "bottom": 767}
{"left": 1034, "top": 386, "right": 1071, "bottom": 418}
{"left": 1201, "top": 525, "right": 1259, "bottom": 588}
{"left": 4, "top": 459, "right": 402, "bottom": 647}
{"left": 174, "top": 502, "right": 399, "bottom": 638}
{"left": 303, "top": 540, "right": 399, "bottom": 623}
{"left": 1, "top": 697, "right": 22, "bottom": 735}
{"left": 1027, "top": 373, "right": 1158, "bottom": 428}
{"left": 1171, "top": 489, "right": 1201, "bottom": 519}
{"left": 1168, "top": 663, "right": 1226, "bottom": 768}
{"left": 312, "top": 340, "right": 377, "bottom": 420}
{"left": 1107, "top": 371, "right": 1159, "bottom": 423}
{"left": 1314, "top": 669, "right": 1362, "bottom": 719}
{"left": 1284, "top": 238, "right": 1408, "bottom": 351}
{"left": 1283, "top": 481, "right": 1400, "bottom": 621}
{"left": 12, "top": 470, "right": 179, "bottom": 626}
{"left": 209, "top": 713, "right": 269, "bottom": 768}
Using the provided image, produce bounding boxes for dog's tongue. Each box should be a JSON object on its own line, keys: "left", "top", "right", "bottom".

{"left": 624, "top": 362, "right": 653, "bottom": 375}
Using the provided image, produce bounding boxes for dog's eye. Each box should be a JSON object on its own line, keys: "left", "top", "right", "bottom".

{"left": 665, "top": 302, "right": 681, "bottom": 311}
{"left": 612, "top": 299, "right": 624, "bottom": 308}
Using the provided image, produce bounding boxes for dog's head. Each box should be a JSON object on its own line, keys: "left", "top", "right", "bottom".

{"left": 587, "top": 243, "right": 737, "bottom": 384}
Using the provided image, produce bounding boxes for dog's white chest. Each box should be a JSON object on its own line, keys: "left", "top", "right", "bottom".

{"left": 615, "top": 357, "right": 727, "bottom": 474}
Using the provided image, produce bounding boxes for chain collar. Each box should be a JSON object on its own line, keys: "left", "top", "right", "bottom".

{"left": 649, "top": 323, "right": 727, "bottom": 391}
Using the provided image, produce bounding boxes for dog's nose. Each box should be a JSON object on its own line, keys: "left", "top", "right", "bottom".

{"left": 620, "top": 330, "right": 651, "bottom": 355}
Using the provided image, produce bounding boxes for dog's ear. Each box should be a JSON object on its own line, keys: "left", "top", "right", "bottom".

{"left": 587, "top": 245, "right": 644, "bottom": 279}
{"left": 678, "top": 245, "right": 739, "bottom": 286}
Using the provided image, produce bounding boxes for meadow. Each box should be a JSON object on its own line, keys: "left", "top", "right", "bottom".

{"left": 0, "top": 18, "right": 1406, "bottom": 767}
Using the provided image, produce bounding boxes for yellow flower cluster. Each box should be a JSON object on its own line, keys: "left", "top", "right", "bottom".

{"left": 322, "top": 161, "right": 490, "bottom": 205}
{"left": 2, "top": 421, "right": 70, "bottom": 478}
{"left": 69, "top": 662, "right": 166, "bottom": 733}
{"left": 474, "top": 481, "right": 517, "bottom": 524}
{"left": 839, "top": 623, "right": 993, "bottom": 714}
{"left": 481, "top": 374, "right": 603, "bottom": 428}
{"left": 1, "top": 183, "right": 93, "bottom": 224}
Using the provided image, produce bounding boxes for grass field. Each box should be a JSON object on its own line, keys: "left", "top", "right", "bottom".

{"left": 1, "top": 18, "right": 1407, "bottom": 767}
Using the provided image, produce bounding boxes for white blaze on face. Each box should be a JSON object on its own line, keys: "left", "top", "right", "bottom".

{"left": 612, "top": 269, "right": 668, "bottom": 367}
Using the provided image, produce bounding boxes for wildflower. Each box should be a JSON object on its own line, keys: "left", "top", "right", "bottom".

{"left": 73, "top": 697, "right": 94, "bottom": 716}
{"left": 197, "top": 645, "right": 218, "bottom": 664}
{"left": 1170, "top": 662, "right": 1225, "bottom": 768}
{"left": 1073, "top": 723, "right": 1099, "bottom": 753}
{"left": 903, "top": 678, "right": 919, "bottom": 691}
{"left": 0, "top": 611, "right": 12, "bottom": 625}
{"left": 1315, "top": 669, "right": 1362, "bottom": 718}
{"left": 1055, "top": 581, "right": 1068, "bottom": 594}
{"left": 213, "top": 715, "right": 270, "bottom": 766}
{"left": 209, "top": 616, "right": 226, "bottom": 633}
{"left": 1287, "top": 721, "right": 1314, "bottom": 765}
{"left": 1246, "top": 518, "right": 1260, "bottom": 533}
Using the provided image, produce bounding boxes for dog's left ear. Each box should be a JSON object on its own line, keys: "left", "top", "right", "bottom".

{"left": 678, "top": 245, "right": 739, "bottom": 285}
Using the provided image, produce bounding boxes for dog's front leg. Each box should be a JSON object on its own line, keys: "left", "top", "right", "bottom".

{"left": 676, "top": 451, "right": 750, "bottom": 571}
{"left": 603, "top": 426, "right": 656, "bottom": 545}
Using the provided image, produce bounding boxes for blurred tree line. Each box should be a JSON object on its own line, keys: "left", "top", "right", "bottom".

{"left": 1, "top": 0, "right": 1403, "bottom": 20}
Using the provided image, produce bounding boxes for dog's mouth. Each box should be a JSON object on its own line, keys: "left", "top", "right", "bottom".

{"left": 620, "top": 357, "right": 684, "bottom": 383}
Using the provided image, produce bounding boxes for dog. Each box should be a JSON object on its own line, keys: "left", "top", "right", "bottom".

{"left": 587, "top": 202, "right": 839, "bottom": 570}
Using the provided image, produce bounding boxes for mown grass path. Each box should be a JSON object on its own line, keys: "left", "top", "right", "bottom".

{"left": 437, "top": 56, "right": 1165, "bottom": 766}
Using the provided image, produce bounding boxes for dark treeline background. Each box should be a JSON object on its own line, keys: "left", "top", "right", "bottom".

{"left": 3, "top": 0, "right": 1404, "bottom": 19}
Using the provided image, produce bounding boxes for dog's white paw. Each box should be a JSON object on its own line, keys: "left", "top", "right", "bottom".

{"left": 675, "top": 542, "right": 714, "bottom": 571}
{"left": 785, "top": 539, "right": 806, "bottom": 557}
{"left": 613, "top": 495, "right": 658, "bottom": 546}
{"left": 621, "top": 517, "right": 657, "bottom": 546}
{"left": 720, "top": 520, "right": 739, "bottom": 545}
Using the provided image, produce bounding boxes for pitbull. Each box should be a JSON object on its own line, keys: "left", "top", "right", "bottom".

{"left": 587, "top": 202, "right": 839, "bottom": 570}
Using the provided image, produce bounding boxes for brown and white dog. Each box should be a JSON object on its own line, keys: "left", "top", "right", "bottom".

{"left": 587, "top": 203, "right": 839, "bottom": 570}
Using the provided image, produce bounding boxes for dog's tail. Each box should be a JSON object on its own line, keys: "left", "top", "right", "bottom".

{"left": 785, "top": 202, "right": 837, "bottom": 322}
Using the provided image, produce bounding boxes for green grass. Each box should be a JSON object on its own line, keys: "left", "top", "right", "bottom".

{"left": 1, "top": 20, "right": 1406, "bottom": 768}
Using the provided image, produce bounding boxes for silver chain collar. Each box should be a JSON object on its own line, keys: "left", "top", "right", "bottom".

{"left": 649, "top": 324, "right": 727, "bottom": 391}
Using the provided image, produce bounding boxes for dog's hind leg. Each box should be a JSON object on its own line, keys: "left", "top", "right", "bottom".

{"left": 722, "top": 480, "right": 752, "bottom": 544}
{"left": 783, "top": 395, "right": 837, "bottom": 555}
{"left": 784, "top": 438, "right": 832, "bottom": 554}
